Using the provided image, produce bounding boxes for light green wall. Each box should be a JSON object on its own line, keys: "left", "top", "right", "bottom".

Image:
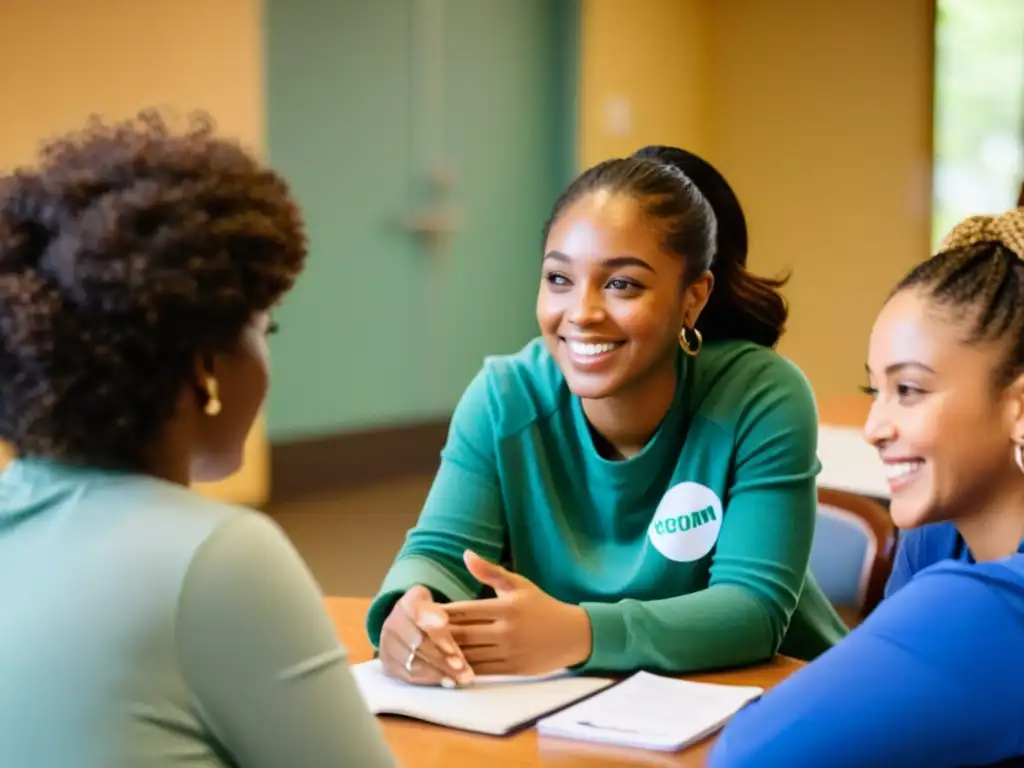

{"left": 265, "top": 0, "right": 578, "bottom": 440}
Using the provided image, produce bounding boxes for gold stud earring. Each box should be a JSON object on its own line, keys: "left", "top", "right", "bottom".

{"left": 203, "top": 376, "right": 222, "bottom": 417}
{"left": 679, "top": 325, "right": 703, "bottom": 357}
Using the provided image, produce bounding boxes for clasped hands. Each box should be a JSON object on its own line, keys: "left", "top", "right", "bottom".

{"left": 379, "top": 550, "right": 593, "bottom": 686}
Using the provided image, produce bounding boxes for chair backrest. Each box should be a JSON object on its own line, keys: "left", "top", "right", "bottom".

{"left": 811, "top": 506, "right": 875, "bottom": 606}
{"left": 811, "top": 487, "right": 896, "bottom": 614}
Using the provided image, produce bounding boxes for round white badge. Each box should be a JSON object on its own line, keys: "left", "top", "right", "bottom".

{"left": 647, "top": 482, "right": 724, "bottom": 562}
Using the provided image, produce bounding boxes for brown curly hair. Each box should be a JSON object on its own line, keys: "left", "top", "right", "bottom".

{"left": 0, "top": 110, "right": 307, "bottom": 470}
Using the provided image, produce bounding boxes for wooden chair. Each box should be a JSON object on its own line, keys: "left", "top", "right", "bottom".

{"left": 811, "top": 487, "right": 896, "bottom": 627}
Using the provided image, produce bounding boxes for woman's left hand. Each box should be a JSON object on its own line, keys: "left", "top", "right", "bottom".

{"left": 442, "top": 550, "right": 593, "bottom": 677}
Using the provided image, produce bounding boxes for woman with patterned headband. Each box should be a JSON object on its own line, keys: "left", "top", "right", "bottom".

{"left": 709, "top": 210, "right": 1024, "bottom": 767}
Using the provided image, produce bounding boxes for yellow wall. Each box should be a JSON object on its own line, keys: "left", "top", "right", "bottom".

{"left": 0, "top": 0, "right": 268, "bottom": 505}
{"left": 579, "top": 0, "right": 713, "bottom": 166}
{"left": 0, "top": 0, "right": 935, "bottom": 489}
{"left": 580, "top": 0, "right": 935, "bottom": 398}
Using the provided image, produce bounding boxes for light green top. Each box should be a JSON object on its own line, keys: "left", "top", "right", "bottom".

{"left": 0, "top": 459, "right": 395, "bottom": 768}
{"left": 367, "top": 338, "right": 847, "bottom": 673}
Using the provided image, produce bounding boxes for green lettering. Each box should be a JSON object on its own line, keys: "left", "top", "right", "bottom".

{"left": 692, "top": 505, "right": 716, "bottom": 527}
{"left": 655, "top": 505, "right": 719, "bottom": 537}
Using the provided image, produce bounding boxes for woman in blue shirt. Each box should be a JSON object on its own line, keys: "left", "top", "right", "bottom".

{"left": 709, "top": 209, "right": 1024, "bottom": 767}
{"left": 0, "top": 112, "right": 395, "bottom": 768}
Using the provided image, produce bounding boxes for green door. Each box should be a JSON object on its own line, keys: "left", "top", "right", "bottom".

{"left": 266, "top": 0, "right": 577, "bottom": 439}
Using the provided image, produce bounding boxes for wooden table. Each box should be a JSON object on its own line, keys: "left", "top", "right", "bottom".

{"left": 327, "top": 597, "right": 803, "bottom": 767}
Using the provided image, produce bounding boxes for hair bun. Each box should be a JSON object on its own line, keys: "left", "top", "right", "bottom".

{"left": 941, "top": 209, "right": 1024, "bottom": 260}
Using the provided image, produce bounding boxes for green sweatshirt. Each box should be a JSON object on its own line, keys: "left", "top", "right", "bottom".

{"left": 367, "top": 338, "right": 847, "bottom": 674}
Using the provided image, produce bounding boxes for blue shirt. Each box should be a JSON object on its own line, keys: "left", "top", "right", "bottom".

{"left": 707, "top": 553, "right": 1024, "bottom": 767}
{"left": 886, "top": 521, "right": 1024, "bottom": 597}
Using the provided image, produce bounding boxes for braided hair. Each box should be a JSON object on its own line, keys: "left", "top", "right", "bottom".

{"left": 894, "top": 209, "right": 1024, "bottom": 387}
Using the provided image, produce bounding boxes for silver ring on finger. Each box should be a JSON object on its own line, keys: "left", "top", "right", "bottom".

{"left": 404, "top": 631, "right": 422, "bottom": 673}
{"left": 399, "top": 630, "right": 415, "bottom": 671}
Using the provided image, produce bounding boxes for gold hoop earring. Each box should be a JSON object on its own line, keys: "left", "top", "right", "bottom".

{"left": 203, "top": 376, "right": 222, "bottom": 417}
{"left": 679, "top": 325, "right": 703, "bottom": 357}
{"left": 1015, "top": 442, "right": 1024, "bottom": 475}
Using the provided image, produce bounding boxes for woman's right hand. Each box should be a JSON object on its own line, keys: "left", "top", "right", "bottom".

{"left": 379, "top": 585, "right": 474, "bottom": 687}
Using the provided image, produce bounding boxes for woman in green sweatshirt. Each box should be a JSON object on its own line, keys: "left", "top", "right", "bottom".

{"left": 367, "top": 146, "right": 847, "bottom": 685}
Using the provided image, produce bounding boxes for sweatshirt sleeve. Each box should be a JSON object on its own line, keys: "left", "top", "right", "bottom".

{"left": 708, "top": 559, "right": 1024, "bottom": 768}
{"left": 884, "top": 524, "right": 963, "bottom": 600}
{"left": 579, "top": 357, "right": 821, "bottom": 673}
{"left": 365, "top": 367, "right": 507, "bottom": 646}
{"left": 176, "top": 513, "right": 397, "bottom": 768}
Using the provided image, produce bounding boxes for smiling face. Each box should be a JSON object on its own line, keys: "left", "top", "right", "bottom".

{"left": 537, "top": 189, "right": 711, "bottom": 400}
{"left": 864, "top": 288, "right": 1024, "bottom": 529}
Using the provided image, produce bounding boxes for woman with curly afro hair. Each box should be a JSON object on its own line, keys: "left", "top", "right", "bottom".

{"left": 0, "top": 112, "right": 396, "bottom": 768}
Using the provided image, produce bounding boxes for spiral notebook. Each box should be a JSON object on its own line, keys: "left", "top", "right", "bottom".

{"left": 350, "top": 659, "right": 616, "bottom": 736}
{"left": 536, "top": 671, "right": 763, "bottom": 752}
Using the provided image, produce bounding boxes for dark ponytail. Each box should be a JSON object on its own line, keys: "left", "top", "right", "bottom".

{"left": 633, "top": 146, "right": 790, "bottom": 348}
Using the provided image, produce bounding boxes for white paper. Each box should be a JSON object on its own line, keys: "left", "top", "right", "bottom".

{"left": 817, "top": 425, "right": 890, "bottom": 499}
{"left": 537, "top": 671, "right": 762, "bottom": 752}
{"left": 351, "top": 660, "right": 615, "bottom": 736}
